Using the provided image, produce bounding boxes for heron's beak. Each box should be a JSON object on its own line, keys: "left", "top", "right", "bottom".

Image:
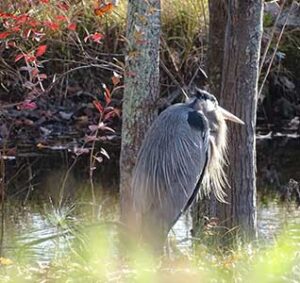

{"left": 218, "top": 106, "right": 244, "bottom": 125}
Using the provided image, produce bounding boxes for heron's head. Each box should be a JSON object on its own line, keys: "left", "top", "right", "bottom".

{"left": 186, "top": 88, "right": 244, "bottom": 201}
{"left": 187, "top": 88, "right": 243, "bottom": 144}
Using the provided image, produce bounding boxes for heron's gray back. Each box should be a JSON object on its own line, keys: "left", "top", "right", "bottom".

{"left": 132, "top": 103, "right": 209, "bottom": 234}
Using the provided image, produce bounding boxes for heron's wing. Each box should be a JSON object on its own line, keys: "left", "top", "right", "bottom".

{"left": 132, "top": 104, "right": 209, "bottom": 233}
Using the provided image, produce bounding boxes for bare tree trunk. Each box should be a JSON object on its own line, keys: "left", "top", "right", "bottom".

{"left": 192, "top": 0, "right": 227, "bottom": 235}
{"left": 193, "top": 0, "right": 263, "bottom": 241}
{"left": 219, "top": 0, "right": 263, "bottom": 237}
{"left": 207, "top": 0, "right": 227, "bottom": 98}
{"left": 120, "top": 0, "right": 161, "bottom": 224}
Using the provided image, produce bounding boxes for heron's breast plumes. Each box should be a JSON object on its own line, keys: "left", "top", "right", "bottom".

{"left": 202, "top": 115, "right": 228, "bottom": 202}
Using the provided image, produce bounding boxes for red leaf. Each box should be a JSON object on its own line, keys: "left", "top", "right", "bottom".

{"left": 84, "top": 32, "right": 104, "bottom": 43}
{"left": 31, "top": 68, "right": 39, "bottom": 77}
{"left": 93, "top": 100, "right": 104, "bottom": 113}
{"left": 44, "top": 21, "right": 59, "bottom": 31}
{"left": 24, "top": 54, "right": 36, "bottom": 63}
{"left": 92, "top": 33, "right": 104, "bottom": 42}
{"left": 68, "top": 23, "right": 77, "bottom": 31}
{"left": 15, "top": 14, "right": 30, "bottom": 25}
{"left": 0, "top": 32, "right": 10, "bottom": 39}
{"left": 15, "top": 54, "right": 24, "bottom": 62}
{"left": 7, "top": 41, "right": 16, "bottom": 48}
{"left": 28, "top": 20, "right": 38, "bottom": 27}
{"left": 56, "top": 15, "right": 67, "bottom": 22}
{"left": 0, "top": 12, "right": 15, "bottom": 19}
{"left": 11, "top": 26, "right": 21, "bottom": 32}
{"left": 102, "top": 84, "right": 111, "bottom": 105}
{"left": 35, "top": 45, "right": 47, "bottom": 57}
{"left": 40, "top": 0, "right": 49, "bottom": 3}
{"left": 38, "top": 73, "right": 47, "bottom": 79}
{"left": 104, "top": 108, "right": 120, "bottom": 121}
{"left": 18, "top": 101, "right": 37, "bottom": 110}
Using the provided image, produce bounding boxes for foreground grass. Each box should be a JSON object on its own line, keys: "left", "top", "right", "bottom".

{"left": 0, "top": 209, "right": 299, "bottom": 283}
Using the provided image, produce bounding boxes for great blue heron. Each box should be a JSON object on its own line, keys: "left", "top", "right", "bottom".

{"left": 131, "top": 88, "right": 244, "bottom": 251}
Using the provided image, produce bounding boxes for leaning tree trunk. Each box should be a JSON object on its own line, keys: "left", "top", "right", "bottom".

{"left": 120, "top": 0, "right": 161, "bottom": 224}
{"left": 193, "top": 0, "right": 263, "bottom": 241}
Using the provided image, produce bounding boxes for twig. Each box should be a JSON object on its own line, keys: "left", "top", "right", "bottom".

{"left": 160, "top": 36, "right": 180, "bottom": 73}
{"left": 22, "top": 158, "right": 35, "bottom": 206}
{"left": 188, "top": 66, "right": 208, "bottom": 88}
{"left": 160, "top": 60, "right": 189, "bottom": 100}
{"left": 58, "top": 155, "right": 80, "bottom": 209}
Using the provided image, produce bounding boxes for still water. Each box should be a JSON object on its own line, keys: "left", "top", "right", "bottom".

{"left": 1, "top": 197, "right": 300, "bottom": 263}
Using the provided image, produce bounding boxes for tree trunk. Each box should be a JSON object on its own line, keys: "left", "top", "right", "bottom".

{"left": 193, "top": 0, "right": 263, "bottom": 241}
{"left": 192, "top": 0, "right": 227, "bottom": 237}
{"left": 207, "top": 0, "right": 227, "bottom": 98}
{"left": 120, "top": 0, "right": 161, "bottom": 224}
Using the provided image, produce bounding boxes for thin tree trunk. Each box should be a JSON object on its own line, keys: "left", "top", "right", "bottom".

{"left": 207, "top": 0, "right": 227, "bottom": 98}
{"left": 120, "top": 0, "right": 161, "bottom": 224}
{"left": 193, "top": 0, "right": 263, "bottom": 241}
{"left": 192, "top": 0, "right": 227, "bottom": 235}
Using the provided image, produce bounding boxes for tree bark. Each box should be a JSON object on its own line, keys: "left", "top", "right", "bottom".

{"left": 193, "top": 0, "right": 263, "bottom": 241}
{"left": 120, "top": 0, "right": 161, "bottom": 224}
{"left": 219, "top": 0, "right": 263, "bottom": 237}
{"left": 207, "top": 0, "right": 227, "bottom": 98}
{"left": 192, "top": 0, "right": 227, "bottom": 237}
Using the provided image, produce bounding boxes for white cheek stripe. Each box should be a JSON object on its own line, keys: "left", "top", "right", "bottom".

{"left": 206, "top": 100, "right": 215, "bottom": 112}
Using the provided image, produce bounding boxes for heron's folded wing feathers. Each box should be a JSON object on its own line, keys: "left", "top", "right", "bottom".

{"left": 132, "top": 105, "right": 209, "bottom": 231}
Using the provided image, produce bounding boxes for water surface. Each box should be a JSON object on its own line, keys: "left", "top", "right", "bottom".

{"left": 1, "top": 198, "right": 300, "bottom": 263}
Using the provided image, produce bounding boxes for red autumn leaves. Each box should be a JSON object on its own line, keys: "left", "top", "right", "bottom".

{"left": 0, "top": 31, "right": 10, "bottom": 39}
{"left": 14, "top": 45, "right": 47, "bottom": 63}
{"left": 0, "top": 1, "right": 114, "bottom": 63}
{"left": 93, "top": 79, "right": 121, "bottom": 121}
{"left": 93, "top": 84, "right": 112, "bottom": 115}
{"left": 36, "top": 45, "right": 47, "bottom": 57}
